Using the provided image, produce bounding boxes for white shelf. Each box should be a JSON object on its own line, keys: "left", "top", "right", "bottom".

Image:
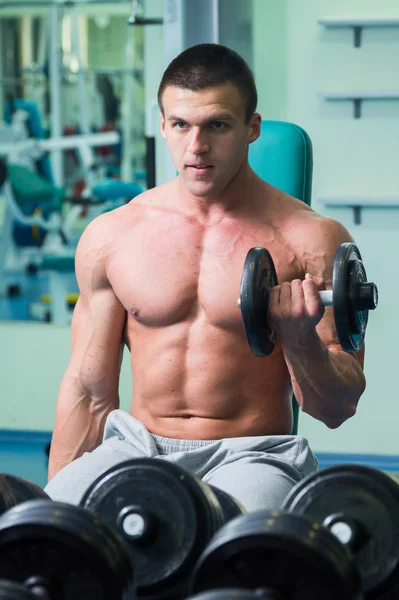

{"left": 318, "top": 17, "right": 399, "bottom": 46}
{"left": 318, "top": 18, "right": 399, "bottom": 28}
{"left": 319, "top": 198, "right": 399, "bottom": 207}
{"left": 318, "top": 197, "right": 399, "bottom": 224}
{"left": 320, "top": 91, "right": 399, "bottom": 118}
{"left": 322, "top": 91, "right": 399, "bottom": 100}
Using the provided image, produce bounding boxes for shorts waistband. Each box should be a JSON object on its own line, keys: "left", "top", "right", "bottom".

{"left": 151, "top": 433, "right": 218, "bottom": 454}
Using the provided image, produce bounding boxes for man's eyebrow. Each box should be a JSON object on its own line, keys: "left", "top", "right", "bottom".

{"left": 167, "top": 114, "right": 235, "bottom": 122}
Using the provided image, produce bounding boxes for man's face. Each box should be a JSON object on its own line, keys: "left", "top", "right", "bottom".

{"left": 160, "top": 83, "right": 261, "bottom": 198}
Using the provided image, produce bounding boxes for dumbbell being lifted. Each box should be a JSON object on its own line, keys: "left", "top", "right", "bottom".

{"left": 239, "top": 242, "right": 378, "bottom": 357}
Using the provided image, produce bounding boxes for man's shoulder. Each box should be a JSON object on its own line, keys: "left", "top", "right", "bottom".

{"left": 81, "top": 186, "right": 162, "bottom": 235}
{"left": 271, "top": 191, "right": 352, "bottom": 247}
{"left": 273, "top": 194, "right": 355, "bottom": 276}
{"left": 293, "top": 206, "right": 352, "bottom": 248}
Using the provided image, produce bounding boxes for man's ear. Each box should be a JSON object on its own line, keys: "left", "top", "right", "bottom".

{"left": 248, "top": 112, "right": 262, "bottom": 145}
{"left": 160, "top": 113, "right": 166, "bottom": 138}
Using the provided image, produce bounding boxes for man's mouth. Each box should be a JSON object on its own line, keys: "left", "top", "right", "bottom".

{"left": 187, "top": 165, "right": 214, "bottom": 171}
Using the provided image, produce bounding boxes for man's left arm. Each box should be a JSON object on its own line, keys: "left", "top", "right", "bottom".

{"left": 283, "top": 328, "right": 365, "bottom": 429}
{"left": 269, "top": 218, "right": 367, "bottom": 429}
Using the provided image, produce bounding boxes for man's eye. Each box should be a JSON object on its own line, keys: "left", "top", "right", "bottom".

{"left": 174, "top": 122, "right": 187, "bottom": 129}
{"left": 211, "top": 122, "right": 226, "bottom": 130}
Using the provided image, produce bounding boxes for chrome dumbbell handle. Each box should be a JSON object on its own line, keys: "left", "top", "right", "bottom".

{"left": 319, "top": 290, "right": 333, "bottom": 307}
{"left": 320, "top": 284, "right": 378, "bottom": 311}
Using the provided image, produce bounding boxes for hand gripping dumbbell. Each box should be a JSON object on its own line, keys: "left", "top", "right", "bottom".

{"left": 239, "top": 242, "right": 378, "bottom": 357}
{"left": 79, "top": 458, "right": 246, "bottom": 599}
{"left": 282, "top": 464, "right": 399, "bottom": 599}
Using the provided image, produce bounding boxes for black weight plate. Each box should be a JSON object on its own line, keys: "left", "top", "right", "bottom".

{"left": 333, "top": 243, "right": 370, "bottom": 352}
{"left": 239, "top": 247, "right": 278, "bottom": 357}
{"left": 0, "top": 580, "right": 37, "bottom": 600}
{"left": 0, "top": 476, "right": 15, "bottom": 515}
{"left": 209, "top": 486, "right": 246, "bottom": 522}
{"left": 0, "top": 499, "right": 133, "bottom": 600}
{"left": 191, "top": 510, "right": 360, "bottom": 600}
{"left": 282, "top": 464, "right": 399, "bottom": 597}
{"left": 186, "top": 590, "right": 268, "bottom": 600}
{"left": 0, "top": 474, "right": 49, "bottom": 517}
{"left": 2, "top": 473, "right": 49, "bottom": 505}
{"left": 80, "top": 458, "right": 225, "bottom": 597}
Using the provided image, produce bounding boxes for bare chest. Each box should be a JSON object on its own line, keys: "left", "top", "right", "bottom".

{"left": 106, "top": 217, "right": 301, "bottom": 328}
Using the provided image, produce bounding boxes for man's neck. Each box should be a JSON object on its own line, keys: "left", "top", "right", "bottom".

{"left": 175, "top": 165, "right": 262, "bottom": 226}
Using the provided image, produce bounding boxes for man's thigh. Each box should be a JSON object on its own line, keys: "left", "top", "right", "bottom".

{"left": 202, "top": 456, "right": 311, "bottom": 513}
{"left": 44, "top": 436, "right": 149, "bottom": 504}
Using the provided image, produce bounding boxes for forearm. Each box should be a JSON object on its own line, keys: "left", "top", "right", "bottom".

{"left": 283, "top": 330, "right": 366, "bottom": 428}
{"left": 48, "top": 381, "right": 119, "bottom": 481}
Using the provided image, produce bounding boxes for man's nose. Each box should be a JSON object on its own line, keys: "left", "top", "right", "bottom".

{"left": 188, "top": 128, "right": 210, "bottom": 154}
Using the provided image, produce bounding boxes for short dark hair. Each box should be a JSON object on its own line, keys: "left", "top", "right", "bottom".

{"left": 157, "top": 43, "right": 258, "bottom": 123}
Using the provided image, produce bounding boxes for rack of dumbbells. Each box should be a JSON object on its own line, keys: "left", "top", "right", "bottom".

{"left": 0, "top": 459, "right": 397, "bottom": 599}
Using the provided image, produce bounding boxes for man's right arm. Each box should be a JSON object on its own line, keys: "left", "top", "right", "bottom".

{"left": 48, "top": 215, "right": 127, "bottom": 481}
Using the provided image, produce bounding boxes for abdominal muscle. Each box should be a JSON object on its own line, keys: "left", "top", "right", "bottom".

{"left": 127, "top": 316, "right": 294, "bottom": 440}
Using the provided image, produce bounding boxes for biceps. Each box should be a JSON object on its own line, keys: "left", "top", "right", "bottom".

{"left": 69, "top": 290, "right": 127, "bottom": 395}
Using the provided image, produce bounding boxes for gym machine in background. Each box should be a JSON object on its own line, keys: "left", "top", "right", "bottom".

{"left": 0, "top": 0, "right": 145, "bottom": 187}
{"left": 0, "top": 0, "right": 145, "bottom": 322}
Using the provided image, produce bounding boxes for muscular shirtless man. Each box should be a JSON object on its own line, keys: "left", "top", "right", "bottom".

{"left": 45, "top": 44, "right": 366, "bottom": 511}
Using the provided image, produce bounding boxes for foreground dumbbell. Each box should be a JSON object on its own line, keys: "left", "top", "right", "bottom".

{"left": 186, "top": 590, "right": 269, "bottom": 599}
{"left": 189, "top": 510, "right": 361, "bottom": 599}
{"left": 0, "top": 580, "right": 37, "bottom": 600}
{"left": 80, "top": 458, "right": 245, "bottom": 599}
{"left": 0, "top": 473, "right": 49, "bottom": 515}
{"left": 282, "top": 464, "right": 399, "bottom": 599}
{"left": 0, "top": 499, "right": 134, "bottom": 599}
{"left": 209, "top": 485, "right": 246, "bottom": 522}
{"left": 239, "top": 242, "right": 378, "bottom": 356}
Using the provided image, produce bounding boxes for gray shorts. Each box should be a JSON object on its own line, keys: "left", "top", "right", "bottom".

{"left": 45, "top": 409, "right": 318, "bottom": 512}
